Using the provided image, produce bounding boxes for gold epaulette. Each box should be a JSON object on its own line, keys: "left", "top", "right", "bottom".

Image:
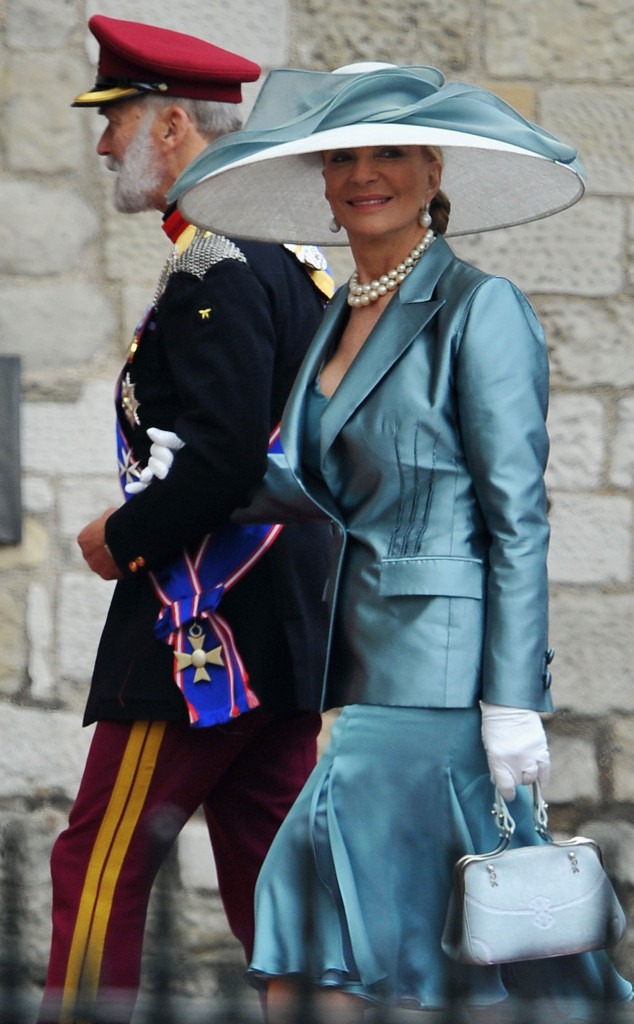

{"left": 284, "top": 244, "right": 335, "bottom": 301}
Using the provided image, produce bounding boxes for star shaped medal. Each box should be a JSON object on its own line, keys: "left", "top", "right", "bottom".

{"left": 121, "top": 371, "right": 141, "bottom": 427}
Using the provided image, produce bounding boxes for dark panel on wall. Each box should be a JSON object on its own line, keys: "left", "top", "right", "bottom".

{"left": 0, "top": 356, "right": 22, "bottom": 545}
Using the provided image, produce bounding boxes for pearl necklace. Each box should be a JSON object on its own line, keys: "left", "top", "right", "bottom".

{"left": 347, "top": 229, "right": 436, "bottom": 307}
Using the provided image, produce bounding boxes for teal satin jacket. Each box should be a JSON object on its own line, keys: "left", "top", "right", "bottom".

{"left": 241, "top": 235, "right": 555, "bottom": 715}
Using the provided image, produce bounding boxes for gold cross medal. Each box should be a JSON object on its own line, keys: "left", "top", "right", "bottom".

{"left": 168, "top": 616, "right": 259, "bottom": 727}
{"left": 174, "top": 622, "right": 224, "bottom": 683}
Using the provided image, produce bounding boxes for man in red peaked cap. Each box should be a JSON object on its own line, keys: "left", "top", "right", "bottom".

{"left": 72, "top": 15, "right": 261, "bottom": 106}
{"left": 39, "top": 16, "right": 333, "bottom": 1023}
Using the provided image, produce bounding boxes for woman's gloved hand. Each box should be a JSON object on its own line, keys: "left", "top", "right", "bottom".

{"left": 125, "top": 427, "right": 185, "bottom": 494}
{"left": 480, "top": 701, "right": 550, "bottom": 801}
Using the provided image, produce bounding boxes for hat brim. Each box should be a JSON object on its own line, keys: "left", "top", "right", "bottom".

{"left": 72, "top": 85, "right": 146, "bottom": 107}
{"left": 178, "top": 123, "right": 585, "bottom": 244}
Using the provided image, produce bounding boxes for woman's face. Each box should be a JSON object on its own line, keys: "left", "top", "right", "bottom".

{"left": 322, "top": 145, "right": 441, "bottom": 242}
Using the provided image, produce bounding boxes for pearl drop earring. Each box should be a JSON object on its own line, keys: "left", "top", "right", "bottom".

{"left": 419, "top": 204, "right": 432, "bottom": 229}
{"left": 329, "top": 215, "right": 341, "bottom": 233}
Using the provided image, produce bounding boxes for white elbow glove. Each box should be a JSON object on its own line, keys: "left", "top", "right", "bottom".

{"left": 480, "top": 701, "right": 550, "bottom": 801}
{"left": 125, "top": 427, "right": 185, "bottom": 495}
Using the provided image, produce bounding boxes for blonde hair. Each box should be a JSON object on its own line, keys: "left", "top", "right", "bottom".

{"left": 422, "top": 145, "right": 451, "bottom": 236}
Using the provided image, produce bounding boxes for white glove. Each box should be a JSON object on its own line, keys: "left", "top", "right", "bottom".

{"left": 125, "top": 427, "right": 185, "bottom": 494}
{"left": 480, "top": 701, "right": 550, "bottom": 801}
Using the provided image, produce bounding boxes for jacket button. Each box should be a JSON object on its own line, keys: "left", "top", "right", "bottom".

{"left": 545, "top": 648, "right": 555, "bottom": 665}
{"left": 542, "top": 670, "right": 552, "bottom": 689}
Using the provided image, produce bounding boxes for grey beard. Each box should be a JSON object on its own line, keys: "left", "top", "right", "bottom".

{"left": 106, "top": 119, "right": 163, "bottom": 213}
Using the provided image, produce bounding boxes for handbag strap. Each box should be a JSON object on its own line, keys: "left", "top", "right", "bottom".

{"left": 492, "top": 782, "right": 552, "bottom": 848}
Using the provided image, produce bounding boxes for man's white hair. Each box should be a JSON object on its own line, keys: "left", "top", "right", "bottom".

{"left": 142, "top": 93, "right": 243, "bottom": 140}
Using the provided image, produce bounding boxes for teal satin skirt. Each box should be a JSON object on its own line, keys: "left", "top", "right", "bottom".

{"left": 248, "top": 705, "right": 632, "bottom": 1015}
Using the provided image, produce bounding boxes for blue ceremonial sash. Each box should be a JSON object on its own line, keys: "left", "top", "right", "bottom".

{"left": 116, "top": 408, "right": 283, "bottom": 727}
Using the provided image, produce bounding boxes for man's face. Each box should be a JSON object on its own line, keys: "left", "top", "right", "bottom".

{"left": 96, "top": 100, "right": 164, "bottom": 213}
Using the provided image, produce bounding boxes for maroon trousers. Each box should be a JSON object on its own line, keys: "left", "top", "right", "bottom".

{"left": 39, "top": 709, "right": 320, "bottom": 1023}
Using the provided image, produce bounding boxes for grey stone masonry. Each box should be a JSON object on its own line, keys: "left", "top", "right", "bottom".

{"left": 1, "top": 0, "right": 633, "bottom": 1002}
{"left": 540, "top": 87, "right": 634, "bottom": 198}
{"left": 0, "top": 182, "right": 99, "bottom": 276}
{"left": 485, "top": 0, "right": 634, "bottom": 82}
{"left": 451, "top": 198, "right": 623, "bottom": 297}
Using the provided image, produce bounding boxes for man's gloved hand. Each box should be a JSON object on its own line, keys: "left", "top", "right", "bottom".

{"left": 125, "top": 427, "right": 185, "bottom": 494}
{"left": 480, "top": 701, "right": 551, "bottom": 801}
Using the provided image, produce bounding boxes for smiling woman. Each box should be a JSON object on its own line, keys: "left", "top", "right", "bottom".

{"left": 317, "top": 143, "right": 443, "bottom": 396}
{"left": 322, "top": 144, "right": 441, "bottom": 267}
{"left": 172, "top": 63, "right": 632, "bottom": 1024}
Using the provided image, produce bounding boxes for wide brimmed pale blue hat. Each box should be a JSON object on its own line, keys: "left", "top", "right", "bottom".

{"left": 170, "top": 64, "right": 585, "bottom": 244}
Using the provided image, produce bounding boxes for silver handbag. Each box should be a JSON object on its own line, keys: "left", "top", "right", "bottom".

{"left": 441, "top": 783, "right": 627, "bottom": 966}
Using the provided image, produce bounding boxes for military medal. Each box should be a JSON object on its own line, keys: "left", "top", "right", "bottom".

{"left": 121, "top": 371, "right": 141, "bottom": 427}
{"left": 174, "top": 622, "right": 225, "bottom": 683}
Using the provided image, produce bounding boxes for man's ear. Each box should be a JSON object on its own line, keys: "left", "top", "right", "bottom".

{"left": 158, "top": 104, "right": 193, "bottom": 149}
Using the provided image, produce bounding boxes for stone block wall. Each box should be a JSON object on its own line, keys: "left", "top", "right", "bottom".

{"left": 0, "top": 0, "right": 632, "bottom": 1004}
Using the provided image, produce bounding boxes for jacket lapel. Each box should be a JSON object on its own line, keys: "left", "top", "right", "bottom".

{"left": 280, "top": 236, "right": 453, "bottom": 507}
{"left": 319, "top": 237, "right": 452, "bottom": 457}
{"left": 279, "top": 296, "right": 349, "bottom": 517}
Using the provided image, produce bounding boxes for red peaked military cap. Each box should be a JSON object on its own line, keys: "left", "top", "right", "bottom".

{"left": 72, "top": 15, "right": 261, "bottom": 107}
